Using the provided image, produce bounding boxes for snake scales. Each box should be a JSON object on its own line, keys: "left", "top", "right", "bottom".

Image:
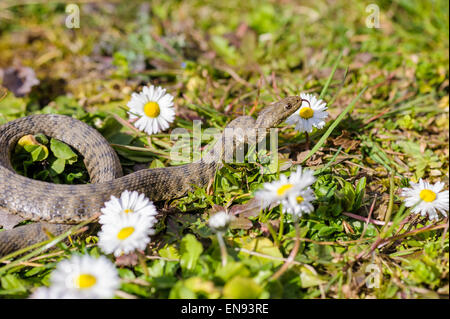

{"left": 0, "top": 96, "right": 302, "bottom": 256}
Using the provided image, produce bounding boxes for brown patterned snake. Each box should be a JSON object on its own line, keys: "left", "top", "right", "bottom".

{"left": 0, "top": 96, "right": 302, "bottom": 256}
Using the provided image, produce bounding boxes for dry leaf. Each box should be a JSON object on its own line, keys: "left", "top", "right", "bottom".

{"left": 115, "top": 252, "right": 139, "bottom": 267}
{"left": 229, "top": 197, "right": 262, "bottom": 218}
{"left": 230, "top": 216, "right": 253, "bottom": 230}
{"left": 332, "top": 130, "right": 360, "bottom": 151}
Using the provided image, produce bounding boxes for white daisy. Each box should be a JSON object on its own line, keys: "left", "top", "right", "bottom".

{"left": 98, "top": 212, "right": 155, "bottom": 257}
{"left": 99, "top": 190, "right": 158, "bottom": 226}
{"left": 285, "top": 93, "right": 328, "bottom": 133}
{"left": 29, "top": 287, "right": 77, "bottom": 299}
{"left": 127, "top": 85, "right": 175, "bottom": 135}
{"left": 288, "top": 165, "right": 317, "bottom": 189}
{"left": 208, "top": 211, "right": 235, "bottom": 233}
{"left": 401, "top": 179, "right": 449, "bottom": 221}
{"left": 255, "top": 166, "right": 316, "bottom": 209}
{"left": 282, "top": 187, "right": 316, "bottom": 219}
{"left": 50, "top": 254, "right": 119, "bottom": 299}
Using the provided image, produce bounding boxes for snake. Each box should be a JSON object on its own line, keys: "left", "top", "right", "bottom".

{"left": 0, "top": 96, "right": 303, "bottom": 256}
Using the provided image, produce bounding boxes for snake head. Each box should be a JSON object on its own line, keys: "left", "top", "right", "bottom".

{"left": 255, "top": 96, "right": 303, "bottom": 128}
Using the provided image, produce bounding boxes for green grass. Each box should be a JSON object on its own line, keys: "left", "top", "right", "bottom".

{"left": 0, "top": 0, "right": 448, "bottom": 299}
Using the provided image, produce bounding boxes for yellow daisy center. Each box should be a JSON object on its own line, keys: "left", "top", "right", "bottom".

{"left": 117, "top": 226, "right": 135, "bottom": 240}
{"left": 143, "top": 101, "right": 160, "bottom": 118}
{"left": 277, "top": 184, "right": 294, "bottom": 196}
{"left": 419, "top": 189, "right": 436, "bottom": 202}
{"left": 299, "top": 107, "right": 314, "bottom": 119}
{"left": 296, "top": 195, "right": 304, "bottom": 203}
{"left": 123, "top": 208, "right": 133, "bottom": 214}
{"left": 75, "top": 274, "right": 97, "bottom": 289}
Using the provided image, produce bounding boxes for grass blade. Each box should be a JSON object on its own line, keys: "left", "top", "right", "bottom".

{"left": 301, "top": 87, "right": 367, "bottom": 164}
{"left": 0, "top": 215, "right": 97, "bottom": 274}
{"left": 319, "top": 50, "right": 344, "bottom": 100}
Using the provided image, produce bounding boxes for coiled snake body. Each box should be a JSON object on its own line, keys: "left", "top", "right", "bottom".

{"left": 0, "top": 96, "right": 302, "bottom": 256}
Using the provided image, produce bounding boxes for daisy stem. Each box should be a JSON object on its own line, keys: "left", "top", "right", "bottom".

{"left": 138, "top": 251, "right": 150, "bottom": 277}
{"left": 271, "top": 221, "right": 301, "bottom": 281}
{"left": 217, "top": 232, "right": 228, "bottom": 267}
{"left": 266, "top": 222, "right": 280, "bottom": 246}
{"left": 304, "top": 132, "right": 310, "bottom": 150}
{"left": 278, "top": 206, "right": 285, "bottom": 241}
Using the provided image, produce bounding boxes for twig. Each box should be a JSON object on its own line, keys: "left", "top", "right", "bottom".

{"left": 236, "top": 248, "right": 302, "bottom": 265}
{"left": 270, "top": 222, "right": 301, "bottom": 281}
{"left": 392, "top": 213, "right": 414, "bottom": 237}
{"left": 110, "top": 112, "right": 141, "bottom": 135}
{"left": 359, "top": 194, "right": 378, "bottom": 241}
{"left": 356, "top": 222, "right": 446, "bottom": 260}
{"left": 363, "top": 108, "right": 390, "bottom": 125}
{"left": 114, "top": 290, "right": 138, "bottom": 299}
{"left": 121, "top": 278, "right": 151, "bottom": 286}
{"left": 27, "top": 244, "right": 96, "bottom": 263}
{"left": 342, "top": 211, "right": 388, "bottom": 226}
{"left": 0, "top": 261, "right": 43, "bottom": 267}
{"left": 145, "top": 255, "right": 178, "bottom": 262}
{"left": 215, "top": 64, "right": 252, "bottom": 88}
{"left": 382, "top": 223, "right": 446, "bottom": 244}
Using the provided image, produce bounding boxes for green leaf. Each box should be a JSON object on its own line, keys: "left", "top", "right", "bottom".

{"left": 342, "top": 181, "right": 356, "bottom": 211}
{"left": 66, "top": 171, "right": 84, "bottom": 183}
{"left": 150, "top": 159, "right": 165, "bottom": 168}
{"left": 26, "top": 144, "right": 48, "bottom": 162}
{"left": 247, "top": 3, "right": 279, "bottom": 34}
{"left": 299, "top": 266, "right": 326, "bottom": 288}
{"left": 0, "top": 93, "right": 26, "bottom": 120}
{"left": 50, "top": 138, "right": 77, "bottom": 160}
{"left": 0, "top": 274, "right": 27, "bottom": 293}
{"left": 237, "top": 237, "right": 283, "bottom": 267}
{"left": 223, "top": 276, "right": 263, "bottom": 299}
{"left": 169, "top": 283, "right": 197, "bottom": 299}
{"left": 397, "top": 140, "right": 441, "bottom": 179}
{"left": 215, "top": 262, "right": 250, "bottom": 282}
{"left": 50, "top": 158, "right": 66, "bottom": 174}
{"left": 159, "top": 244, "right": 180, "bottom": 260}
{"left": 210, "top": 36, "right": 238, "bottom": 65}
{"left": 317, "top": 226, "right": 338, "bottom": 237}
{"left": 121, "top": 283, "right": 150, "bottom": 297}
{"left": 353, "top": 177, "right": 366, "bottom": 210}
{"left": 179, "top": 234, "right": 203, "bottom": 272}
{"left": 35, "top": 170, "right": 49, "bottom": 180}
{"left": 185, "top": 277, "right": 220, "bottom": 298}
{"left": 118, "top": 268, "right": 136, "bottom": 280}
{"left": 34, "top": 133, "right": 49, "bottom": 145}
